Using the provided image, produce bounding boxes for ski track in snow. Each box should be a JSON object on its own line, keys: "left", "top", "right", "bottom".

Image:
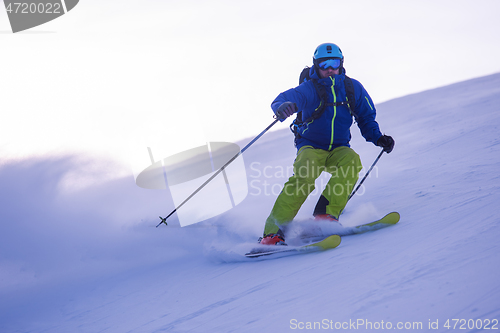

{"left": 1, "top": 73, "right": 500, "bottom": 332}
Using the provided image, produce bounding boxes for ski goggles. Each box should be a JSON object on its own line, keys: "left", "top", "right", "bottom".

{"left": 317, "top": 58, "right": 342, "bottom": 70}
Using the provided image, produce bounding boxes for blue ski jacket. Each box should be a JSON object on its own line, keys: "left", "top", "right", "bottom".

{"left": 271, "top": 67, "right": 383, "bottom": 151}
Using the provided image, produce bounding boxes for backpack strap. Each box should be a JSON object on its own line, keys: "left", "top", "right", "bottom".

{"left": 344, "top": 76, "right": 358, "bottom": 121}
{"left": 302, "top": 77, "right": 351, "bottom": 123}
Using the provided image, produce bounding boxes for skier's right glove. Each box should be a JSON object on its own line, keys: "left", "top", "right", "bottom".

{"left": 275, "top": 102, "right": 297, "bottom": 121}
{"left": 377, "top": 135, "right": 395, "bottom": 153}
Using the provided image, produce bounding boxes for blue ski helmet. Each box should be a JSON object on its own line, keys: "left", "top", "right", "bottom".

{"left": 313, "top": 43, "right": 343, "bottom": 60}
{"left": 313, "top": 43, "right": 344, "bottom": 72}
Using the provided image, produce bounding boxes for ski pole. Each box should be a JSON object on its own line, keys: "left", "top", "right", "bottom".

{"left": 347, "top": 148, "right": 385, "bottom": 202}
{"left": 157, "top": 117, "right": 280, "bottom": 227}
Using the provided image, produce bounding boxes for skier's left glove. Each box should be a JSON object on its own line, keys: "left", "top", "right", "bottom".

{"left": 377, "top": 135, "right": 395, "bottom": 153}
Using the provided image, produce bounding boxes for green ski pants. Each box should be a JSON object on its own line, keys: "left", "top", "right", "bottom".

{"left": 264, "top": 145, "right": 362, "bottom": 235}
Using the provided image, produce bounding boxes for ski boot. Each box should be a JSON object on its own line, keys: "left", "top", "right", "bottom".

{"left": 314, "top": 214, "right": 339, "bottom": 222}
{"left": 258, "top": 230, "right": 286, "bottom": 246}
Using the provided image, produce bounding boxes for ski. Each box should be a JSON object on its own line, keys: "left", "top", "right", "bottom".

{"left": 244, "top": 212, "right": 399, "bottom": 258}
{"left": 245, "top": 234, "right": 341, "bottom": 258}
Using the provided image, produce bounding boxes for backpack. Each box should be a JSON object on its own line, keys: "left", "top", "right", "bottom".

{"left": 290, "top": 67, "right": 358, "bottom": 140}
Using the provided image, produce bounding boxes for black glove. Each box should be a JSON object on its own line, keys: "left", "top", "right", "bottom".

{"left": 275, "top": 102, "right": 297, "bottom": 120}
{"left": 377, "top": 135, "right": 395, "bottom": 153}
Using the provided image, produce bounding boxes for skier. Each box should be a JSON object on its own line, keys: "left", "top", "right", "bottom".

{"left": 260, "top": 43, "right": 394, "bottom": 245}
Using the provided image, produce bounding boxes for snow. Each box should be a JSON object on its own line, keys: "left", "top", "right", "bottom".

{"left": 1, "top": 73, "right": 500, "bottom": 332}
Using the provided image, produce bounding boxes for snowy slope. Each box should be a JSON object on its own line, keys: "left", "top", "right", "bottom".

{"left": 1, "top": 73, "right": 500, "bottom": 332}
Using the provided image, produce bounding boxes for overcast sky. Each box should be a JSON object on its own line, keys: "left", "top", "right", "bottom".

{"left": 1, "top": 0, "right": 499, "bottom": 181}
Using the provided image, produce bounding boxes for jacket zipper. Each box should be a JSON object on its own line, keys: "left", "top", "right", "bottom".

{"left": 329, "top": 77, "right": 337, "bottom": 150}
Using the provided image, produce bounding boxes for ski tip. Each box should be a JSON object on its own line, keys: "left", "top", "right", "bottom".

{"left": 388, "top": 211, "right": 400, "bottom": 223}
{"left": 306, "top": 234, "right": 342, "bottom": 250}
{"left": 325, "top": 234, "right": 342, "bottom": 248}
